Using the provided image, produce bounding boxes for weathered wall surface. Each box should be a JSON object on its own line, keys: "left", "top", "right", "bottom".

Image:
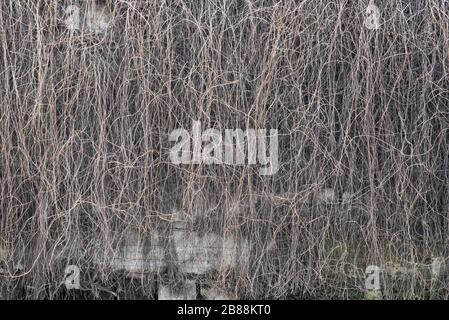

{"left": 0, "top": 0, "right": 449, "bottom": 299}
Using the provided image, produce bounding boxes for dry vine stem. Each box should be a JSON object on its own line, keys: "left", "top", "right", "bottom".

{"left": 0, "top": 0, "right": 448, "bottom": 299}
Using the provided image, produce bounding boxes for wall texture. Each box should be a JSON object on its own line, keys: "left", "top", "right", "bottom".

{"left": 0, "top": 0, "right": 448, "bottom": 299}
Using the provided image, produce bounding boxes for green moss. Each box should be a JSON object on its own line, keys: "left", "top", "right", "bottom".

{"left": 364, "top": 290, "right": 382, "bottom": 300}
